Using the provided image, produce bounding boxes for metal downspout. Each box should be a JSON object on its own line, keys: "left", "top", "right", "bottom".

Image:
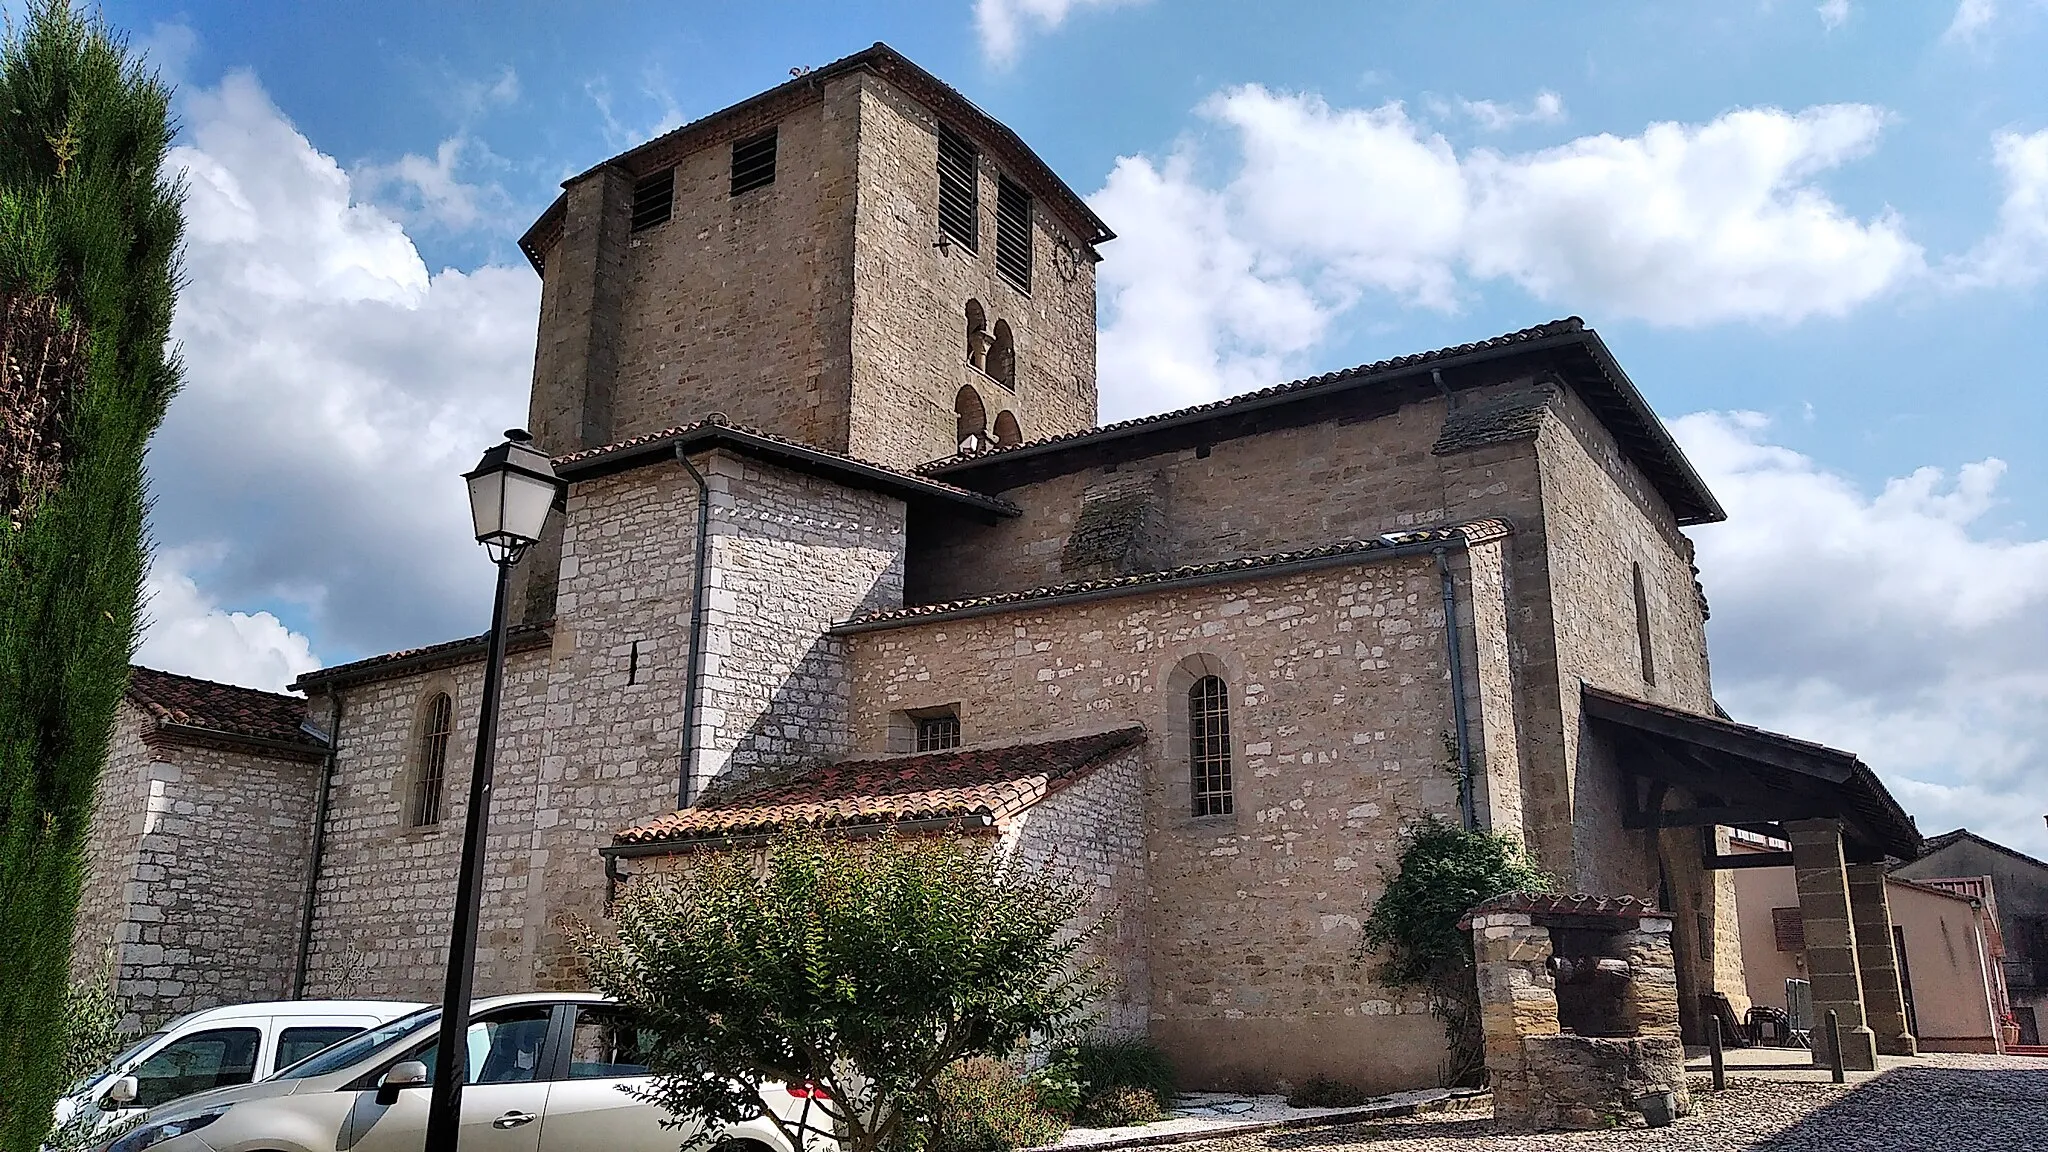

{"left": 291, "top": 693, "right": 342, "bottom": 998}
{"left": 1435, "top": 547, "right": 1478, "bottom": 830}
{"left": 676, "top": 447, "right": 713, "bottom": 810}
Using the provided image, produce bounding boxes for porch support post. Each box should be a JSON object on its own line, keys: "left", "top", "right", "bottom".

{"left": 1785, "top": 818, "right": 1878, "bottom": 1071}
{"left": 1846, "top": 862, "right": 1918, "bottom": 1057}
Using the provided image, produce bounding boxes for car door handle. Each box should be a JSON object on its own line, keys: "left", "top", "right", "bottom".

{"left": 492, "top": 1111, "right": 537, "bottom": 1129}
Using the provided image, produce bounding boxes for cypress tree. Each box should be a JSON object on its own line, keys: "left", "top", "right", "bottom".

{"left": 0, "top": 3, "right": 184, "bottom": 1147}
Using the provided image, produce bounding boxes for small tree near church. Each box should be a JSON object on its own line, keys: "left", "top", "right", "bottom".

{"left": 0, "top": 3, "right": 184, "bottom": 1148}
{"left": 578, "top": 831, "right": 1098, "bottom": 1152}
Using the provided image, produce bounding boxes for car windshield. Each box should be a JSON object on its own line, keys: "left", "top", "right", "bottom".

{"left": 66, "top": 1032, "right": 167, "bottom": 1096}
{"left": 272, "top": 1009, "right": 441, "bottom": 1081}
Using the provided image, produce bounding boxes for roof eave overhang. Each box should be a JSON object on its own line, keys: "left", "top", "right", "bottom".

{"left": 602, "top": 811, "right": 998, "bottom": 858}
{"left": 556, "top": 425, "right": 1020, "bottom": 520}
{"left": 143, "top": 721, "right": 329, "bottom": 762}
{"left": 292, "top": 625, "right": 555, "bottom": 693}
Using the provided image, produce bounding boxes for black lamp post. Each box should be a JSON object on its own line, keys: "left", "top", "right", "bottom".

{"left": 424, "top": 429, "right": 565, "bottom": 1152}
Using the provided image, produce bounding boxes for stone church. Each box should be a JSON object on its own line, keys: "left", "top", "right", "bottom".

{"left": 77, "top": 44, "right": 1928, "bottom": 1090}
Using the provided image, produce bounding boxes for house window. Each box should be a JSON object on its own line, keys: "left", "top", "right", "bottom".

{"left": 1633, "top": 562, "right": 1657, "bottom": 686}
{"left": 1189, "top": 675, "right": 1233, "bottom": 816}
{"left": 937, "top": 122, "right": 979, "bottom": 253}
{"left": 408, "top": 692, "right": 453, "bottom": 827}
{"left": 630, "top": 168, "right": 674, "bottom": 232}
{"left": 730, "top": 127, "right": 777, "bottom": 196}
{"left": 996, "top": 175, "right": 1032, "bottom": 292}
{"left": 916, "top": 713, "right": 961, "bottom": 752}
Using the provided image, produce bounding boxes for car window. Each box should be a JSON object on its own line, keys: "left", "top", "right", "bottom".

{"left": 275, "top": 1009, "right": 439, "bottom": 1080}
{"left": 564, "top": 1006, "right": 654, "bottom": 1080}
{"left": 275, "top": 1026, "right": 365, "bottom": 1070}
{"left": 68, "top": 1032, "right": 166, "bottom": 1096}
{"left": 131, "top": 1028, "right": 260, "bottom": 1108}
{"left": 403, "top": 1007, "right": 554, "bottom": 1085}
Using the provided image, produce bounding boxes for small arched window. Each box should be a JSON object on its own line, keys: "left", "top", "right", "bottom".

{"left": 989, "top": 320, "right": 1016, "bottom": 391}
{"left": 407, "top": 693, "right": 453, "bottom": 827}
{"left": 955, "top": 385, "right": 988, "bottom": 452}
{"left": 1188, "top": 675, "right": 1233, "bottom": 817}
{"left": 992, "top": 410, "right": 1022, "bottom": 447}
{"left": 965, "top": 300, "right": 989, "bottom": 371}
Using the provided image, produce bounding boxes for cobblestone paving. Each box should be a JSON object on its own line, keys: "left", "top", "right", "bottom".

{"left": 1184, "top": 1057, "right": 2046, "bottom": 1152}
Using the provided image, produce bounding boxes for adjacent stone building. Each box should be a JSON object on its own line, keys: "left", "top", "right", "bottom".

{"left": 79, "top": 43, "right": 1931, "bottom": 1094}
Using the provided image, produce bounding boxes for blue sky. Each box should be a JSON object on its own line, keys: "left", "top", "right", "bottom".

{"left": 58, "top": 0, "right": 2048, "bottom": 852}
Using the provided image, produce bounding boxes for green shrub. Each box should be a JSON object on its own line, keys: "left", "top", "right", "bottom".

{"left": 1025, "top": 1049, "right": 1083, "bottom": 1118}
{"left": 1285, "top": 1075, "right": 1373, "bottom": 1109}
{"left": 926, "top": 1058, "right": 1066, "bottom": 1152}
{"left": 1074, "top": 1085, "right": 1163, "bottom": 1128}
{"left": 1069, "top": 1038, "right": 1175, "bottom": 1110}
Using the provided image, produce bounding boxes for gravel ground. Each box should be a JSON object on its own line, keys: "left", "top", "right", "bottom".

{"left": 1179, "top": 1055, "right": 2047, "bottom": 1152}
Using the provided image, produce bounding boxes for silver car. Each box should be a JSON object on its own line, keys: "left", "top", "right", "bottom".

{"left": 98, "top": 993, "right": 830, "bottom": 1152}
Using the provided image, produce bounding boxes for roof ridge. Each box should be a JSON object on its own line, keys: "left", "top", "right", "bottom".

{"left": 129, "top": 664, "right": 304, "bottom": 705}
{"left": 1921, "top": 828, "right": 2048, "bottom": 874}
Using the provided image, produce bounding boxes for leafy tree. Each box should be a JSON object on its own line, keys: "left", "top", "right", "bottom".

{"left": 578, "top": 831, "right": 1098, "bottom": 1152}
{"left": 0, "top": 3, "right": 184, "bottom": 1147}
{"left": 1358, "top": 816, "right": 1551, "bottom": 1086}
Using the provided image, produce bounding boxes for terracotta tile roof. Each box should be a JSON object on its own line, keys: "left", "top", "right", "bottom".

{"left": 834, "top": 520, "right": 1512, "bottom": 633}
{"left": 551, "top": 414, "right": 1019, "bottom": 517}
{"left": 127, "top": 666, "right": 322, "bottom": 749}
{"left": 612, "top": 726, "right": 1146, "bottom": 848}
{"left": 1458, "top": 892, "right": 1665, "bottom": 930}
{"left": 292, "top": 622, "right": 553, "bottom": 692}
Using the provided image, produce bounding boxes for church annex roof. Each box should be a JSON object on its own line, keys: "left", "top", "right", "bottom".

{"left": 128, "top": 666, "right": 326, "bottom": 759}
{"left": 292, "top": 622, "right": 554, "bottom": 693}
{"left": 608, "top": 726, "right": 1146, "bottom": 852}
{"left": 833, "top": 520, "right": 1511, "bottom": 634}
{"left": 520, "top": 42, "right": 1114, "bottom": 272}
{"left": 552, "top": 414, "right": 1021, "bottom": 519}
{"left": 923, "top": 318, "right": 1726, "bottom": 527}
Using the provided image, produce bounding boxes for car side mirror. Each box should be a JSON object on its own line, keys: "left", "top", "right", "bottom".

{"left": 375, "top": 1061, "right": 428, "bottom": 1107}
{"left": 103, "top": 1077, "right": 138, "bottom": 1109}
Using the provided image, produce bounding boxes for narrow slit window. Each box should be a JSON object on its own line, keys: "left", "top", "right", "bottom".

{"left": 628, "top": 640, "right": 641, "bottom": 685}
{"left": 937, "top": 123, "right": 979, "bottom": 253}
{"left": 916, "top": 713, "right": 961, "bottom": 752}
{"left": 408, "top": 693, "right": 453, "bottom": 827}
{"left": 1633, "top": 562, "right": 1657, "bottom": 686}
{"left": 631, "top": 168, "right": 674, "bottom": 232}
{"left": 995, "top": 175, "right": 1032, "bottom": 291}
{"left": 730, "top": 128, "right": 777, "bottom": 196}
{"left": 1189, "top": 675, "right": 1233, "bottom": 817}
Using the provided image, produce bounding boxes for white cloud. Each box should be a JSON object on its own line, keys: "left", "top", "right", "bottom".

{"left": 1090, "top": 89, "right": 1923, "bottom": 410}
{"left": 1944, "top": 0, "right": 1998, "bottom": 42}
{"left": 1454, "top": 90, "right": 1567, "bottom": 133}
{"left": 1950, "top": 128, "right": 2048, "bottom": 288}
{"left": 144, "top": 70, "right": 538, "bottom": 668}
{"left": 135, "top": 553, "right": 319, "bottom": 693}
{"left": 1677, "top": 411, "right": 2048, "bottom": 858}
{"left": 1818, "top": 0, "right": 1850, "bottom": 30}
{"left": 358, "top": 134, "right": 509, "bottom": 233}
{"left": 974, "top": 0, "right": 1142, "bottom": 65}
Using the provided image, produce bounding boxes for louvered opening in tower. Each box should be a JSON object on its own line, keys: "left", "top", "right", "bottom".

{"left": 937, "top": 122, "right": 979, "bottom": 252}
{"left": 631, "top": 168, "right": 674, "bottom": 232}
{"left": 730, "top": 128, "right": 778, "bottom": 196}
{"left": 996, "top": 175, "right": 1032, "bottom": 292}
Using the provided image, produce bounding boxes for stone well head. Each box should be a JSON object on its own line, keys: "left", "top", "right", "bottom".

{"left": 1459, "top": 893, "right": 1686, "bottom": 1130}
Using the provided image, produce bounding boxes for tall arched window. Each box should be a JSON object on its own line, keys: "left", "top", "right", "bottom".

{"left": 989, "top": 320, "right": 1016, "bottom": 391}
{"left": 408, "top": 693, "right": 452, "bottom": 827}
{"left": 955, "top": 385, "right": 988, "bottom": 452}
{"left": 1188, "top": 675, "right": 1233, "bottom": 817}
{"left": 965, "top": 299, "right": 989, "bottom": 371}
{"left": 992, "top": 410, "right": 1022, "bottom": 447}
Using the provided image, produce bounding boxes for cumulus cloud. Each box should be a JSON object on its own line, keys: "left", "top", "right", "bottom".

{"left": 135, "top": 552, "right": 320, "bottom": 692}
{"left": 358, "top": 134, "right": 512, "bottom": 233}
{"left": 1950, "top": 128, "right": 2048, "bottom": 288}
{"left": 1452, "top": 90, "right": 1566, "bottom": 133}
{"left": 1090, "top": 88, "right": 1923, "bottom": 414}
{"left": 1677, "top": 411, "right": 2048, "bottom": 858}
{"left": 140, "top": 70, "right": 538, "bottom": 676}
{"left": 974, "top": 0, "right": 1142, "bottom": 65}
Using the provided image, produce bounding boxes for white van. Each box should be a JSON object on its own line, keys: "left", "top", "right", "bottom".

{"left": 53, "top": 1000, "right": 424, "bottom": 1138}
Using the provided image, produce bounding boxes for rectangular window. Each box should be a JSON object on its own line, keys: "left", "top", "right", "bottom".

{"left": 1633, "top": 562, "right": 1657, "bottom": 686}
{"left": 995, "top": 176, "right": 1032, "bottom": 292}
{"left": 915, "top": 713, "right": 961, "bottom": 752}
{"left": 1189, "top": 676, "right": 1233, "bottom": 817}
{"left": 276, "top": 1026, "right": 362, "bottom": 1071}
{"left": 1772, "top": 906, "right": 1805, "bottom": 953}
{"left": 631, "top": 168, "right": 674, "bottom": 232}
{"left": 566, "top": 1005, "right": 655, "bottom": 1079}
{"left": 936, "top": 123, "right": 979, "bottom": 253}
{"left": 730, "top": 128, "right": 777, "bottom": 196}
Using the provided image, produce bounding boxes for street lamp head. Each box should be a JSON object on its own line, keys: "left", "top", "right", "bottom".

{"left": 464, "top": 429, "right": 565, "bottom": 565}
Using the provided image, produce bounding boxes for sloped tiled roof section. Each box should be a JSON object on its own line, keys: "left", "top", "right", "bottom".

{"left": 835, "top": 520, "right": 1512, "bottom": 634}
{"left": 292, "top": 623, "right": 555, "bottom": 692}
{"left": 1457, "top": 892, "right": 1665, "bottom": 930}
{"left": 925, "top": 319, "right": 1725, "bottom": 527}
{"left": 127, "top": 666, "right": 324, "bottom": 754}
{"left": 613, "top": 727, "right": 1146, "bottom": 849}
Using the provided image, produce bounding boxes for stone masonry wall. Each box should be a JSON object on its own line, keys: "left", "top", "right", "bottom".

{"left": 72, "top": 702, "right": 155, "bottom": 988}
{"left": 848, "top": 73, "right": 1098, "bottom": 467}
{"left": 848, "top": 555, "right": 1469, "bottom": 1092}
{"left": 1001, "top": 745, "right": 1151, "bottom": 1038}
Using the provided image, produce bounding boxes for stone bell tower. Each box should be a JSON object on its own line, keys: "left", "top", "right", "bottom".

{"left": 509, "top": 43, "right": 1114, "bottom": 622}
